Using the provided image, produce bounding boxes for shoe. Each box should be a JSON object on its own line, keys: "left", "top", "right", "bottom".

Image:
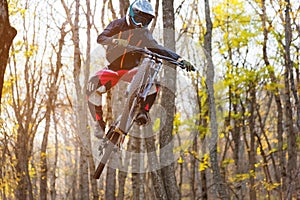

{"left": 135, "top": 111, "right": 150, "bottom": 125}
{"left": 94, "top": 120, "right": 106, "bottom": 139}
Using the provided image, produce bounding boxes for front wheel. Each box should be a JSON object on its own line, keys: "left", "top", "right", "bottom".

{"left": 118, "top": 59, "right": 151, "bottom": 132}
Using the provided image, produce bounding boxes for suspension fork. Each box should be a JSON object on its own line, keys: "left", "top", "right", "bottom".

{"left": 140, "top": 61, "right": 162, "bottom": 100}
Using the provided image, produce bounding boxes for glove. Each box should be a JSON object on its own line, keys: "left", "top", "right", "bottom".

{"left": 112, "top": 39, "right": 129, "bottom": 47}
{"left": 180, "top": 59, "right": 195, "bottom": 72}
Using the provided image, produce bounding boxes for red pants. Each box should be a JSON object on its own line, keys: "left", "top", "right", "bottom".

{"left": 95, "top": 68, "right": 138, "bottom": 89}
{"left": 87, "top": 68, "right": 158, "bottom": 123}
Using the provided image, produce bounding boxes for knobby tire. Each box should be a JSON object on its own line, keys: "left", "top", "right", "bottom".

{"left": 118, "top": 58, "right": 150, "bottom": 131}
{"left": 93, "top": 132, "right": 120, "bottom": 179}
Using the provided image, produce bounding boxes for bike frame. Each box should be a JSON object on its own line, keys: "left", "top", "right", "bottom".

{"left": 117, "top": 56, "right": 161, "bottom": 134}
{"left": 117, "top": 46, "right": 183, "bottom": 135}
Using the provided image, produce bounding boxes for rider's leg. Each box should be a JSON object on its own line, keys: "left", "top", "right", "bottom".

{"left": 118, "top": 67, "right": 138, "bottom": 82}
{"left": 87, "top": 76, "right": 107, "bottom": 138}
{"left": 87, "top": 69, "right": 127, "bottom": 137}
{"left": 88, "top": 101, "right": 106, "bottom": 139}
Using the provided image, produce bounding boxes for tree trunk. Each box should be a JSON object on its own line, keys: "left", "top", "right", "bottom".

{"left": 160, "top": 0, "right": 180, "bottom": 199}
{"left": 194, "top": 73, "right": 208, "bottom": 200}
{"left": 131, "top": 130, "right": 145, "bottom": 200}
{"left": 84, "top": 0, "right": 99, "bottom": 198}
{"left": 203, "top": 0, "right": 229, "bottom": 199}
{"left": 260, "top": 1, "right": 285, "bottom": 196}
{"left": 15, "top": 131, "right": 34, "bottom": 200}
{"left": 144, "top": 126, "right": 168, "bottom": 200}
{"left": 50, "top": 113, "right": 59, "bottom": 200}
{"left": 10, "top": 5, "right": 42, "bottom": 197}
{"left": 39, "top": 21, "right": 66, "bottom": 200}
{"left": 117, "top": 170, "right": 127, "bottom": 200}
{"left": 248, "top": 86, "right": 257, "bottom": 200}
{"left": 0, "top": 0, "right": 17, "bottom": 109}
{"left": 106, "top": 167, "right": 116, "bottom": 200}
{"left": 105, "top": 87, "right": 118, "bottom": 200}
{"left": 283, "top": 0, "right": 297, "bottom": 198}
{"left": 71, "top": 0, "right": 90, "bottom": 198}
{"left": 39, "top": 92, "right": 51, "bottom": 200}
{"left": 190, "top": 138, "right": 197, "bottom": 200}
{"left": 119, "top": 0, "right": 130, "bottom": 17}
{"left": 200, "top": 114, "right": 208, "bottom": 200}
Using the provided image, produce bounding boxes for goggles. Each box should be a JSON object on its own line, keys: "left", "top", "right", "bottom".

{"left": 130, "top": 9, "right": 153, "bottom": 27}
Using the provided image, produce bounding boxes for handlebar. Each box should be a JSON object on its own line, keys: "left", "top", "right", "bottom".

{"left": 126, "top": 45, "right": 186, "bottom": 70}
{"left": 112, "top": 39, "right": 196, "bottom": 71}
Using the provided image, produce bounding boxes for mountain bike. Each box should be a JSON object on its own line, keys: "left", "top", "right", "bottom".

{"left": 93, "top": 45, "right": 191, "bottom": 179}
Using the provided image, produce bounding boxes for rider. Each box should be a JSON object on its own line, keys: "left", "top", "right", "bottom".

{"left": 87, "top": 0, "right": 194, "bottom": 138}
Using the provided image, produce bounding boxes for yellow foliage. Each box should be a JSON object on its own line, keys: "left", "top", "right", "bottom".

{"left": 8, "top": 0, "right": 27, "bottom": 18}
{"left": 24, "top": 44, "right": 38, "bottom": 58}
{"left": 152, "top": 118, "right": 160, "bottom": 132}
{"left": 213, "top": 0, "right": 258, "bottom": 52}
{"left": 40, "top": 152, "right": 47, "bottom": 158}
{"left": 173, "top": 140, "right": 193, "bottom": 153}
{"left": 222, "top": 158, "right": 234, "bottom": 167}
{"left": 230, "top": 173, "right": 250, "bottom": 182}
{"left": 173, "top": 112, "right": 181, "bottom": 134}
{"left": 199, "top": 153, "right": 210, "bottom": 171}
{"left": 261, "top": 181, "right": 281, "bottom": 191}
{"left": 219, "top": 132, "right": 225, "bottom": 139}
{"left": 177, "top": 156, "right": 184, "bottom": 164}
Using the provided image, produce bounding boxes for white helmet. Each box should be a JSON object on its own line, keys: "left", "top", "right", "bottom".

{"left": 128, "top": 0, "right": 155, "bottom": 28}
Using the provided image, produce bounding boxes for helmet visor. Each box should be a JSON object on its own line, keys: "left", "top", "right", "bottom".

{"left": 131, "top": 10, "right": 153, "bottom": 27}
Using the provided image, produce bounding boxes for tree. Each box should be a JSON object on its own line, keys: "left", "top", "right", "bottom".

{"left": 259, "top": 0, "right": 285, "bottom": 192}
{"left": 8, "top": 2, "right": 46, "bottom": 198}
{"left": 159, "top": 0, "right": 180, "bottom": 199}
{"left": 1, "top": 0, "right": 300, "bottom": 199}
{"left": 203, "top": 0, "right": 229, "bottom": 199}
{"left": 39, "top": 21, "right": 67, "bottom": 200}
{"left": 0, "top": 0, "right": 17, "bottom": 109}
{"left": 119, "top": 0, "right": 130, "bottom": 17}
{"left": 60, "top": 0, "right": 98, "bottom": 198}
{"left": 283, "top": 0, "right": 298, "bottom": 198}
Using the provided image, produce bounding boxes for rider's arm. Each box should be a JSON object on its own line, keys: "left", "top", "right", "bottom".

{"left": 97, "top": 25, "right": 115, "bottom": 45}
{"left": 97, "top": 18, "right": 128, "bottom": 45}
{"left": 142, "top": 29, "right": 181, "bottom": 61}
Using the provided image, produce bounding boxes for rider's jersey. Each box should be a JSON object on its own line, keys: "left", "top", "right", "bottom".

{"left": 97, "top": 17, "right": 180, "bottom": 71}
